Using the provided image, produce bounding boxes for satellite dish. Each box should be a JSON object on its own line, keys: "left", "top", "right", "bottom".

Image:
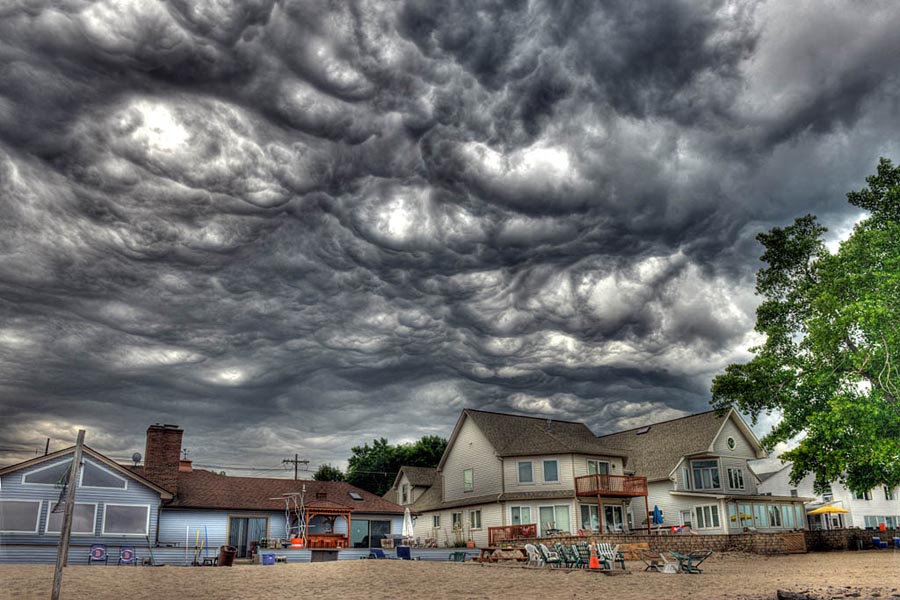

{"left": 132, "top": 452, "right": 142, "bottom": 465}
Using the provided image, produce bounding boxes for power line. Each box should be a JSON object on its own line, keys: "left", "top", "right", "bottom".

{"left": 282, "top": 454, "right": 309, "bottom": 480}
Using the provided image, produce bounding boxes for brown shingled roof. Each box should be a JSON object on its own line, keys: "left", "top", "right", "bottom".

{"left": 462, "top": 409, "right": 627, "bottom": 459}
{"left": 597, "top": 410, "right": 726, "bottom": 482}
{"left": 399, "top": 466, "right": 438, "bottom": 488}
{"left": 134, "top": 468, "right": 404, "bottom": 514}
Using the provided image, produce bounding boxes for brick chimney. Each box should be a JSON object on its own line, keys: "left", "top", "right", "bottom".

{"left": 144, "top": 424, "right": 183, "bottom": 494}
{"left": 179, "top": 459, "right": 193, "bottom": 473}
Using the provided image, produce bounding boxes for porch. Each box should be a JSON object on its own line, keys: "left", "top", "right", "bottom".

{"left": 575, "top": 474, "right": 650, "bottom": 534}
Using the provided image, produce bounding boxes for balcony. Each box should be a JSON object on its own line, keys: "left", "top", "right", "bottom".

{"left": 575, "top": 474, "right": 648, "bottom": 498}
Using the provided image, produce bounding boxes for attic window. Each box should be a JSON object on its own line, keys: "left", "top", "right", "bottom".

{"left": 348, "top": 492, "right": 363, "bottom": 501}
{"left": 635, "top": 426, "right": 651, "bottom": 435}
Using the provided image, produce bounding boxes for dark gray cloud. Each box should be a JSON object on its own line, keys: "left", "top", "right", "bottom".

{"left": 2, "top": 0, "right": 899, "bottom": 474}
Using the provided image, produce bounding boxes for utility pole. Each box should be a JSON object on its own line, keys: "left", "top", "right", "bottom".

{"left": 282, "top": 454, "right": 309, "bottom": 480}
{"left": 52, "top": 429, "right": 85, "bottom": 600}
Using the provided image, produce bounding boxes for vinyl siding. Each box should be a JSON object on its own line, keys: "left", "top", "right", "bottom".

{"left": 720, "top": 457, "right": 758, "bottom": 495}
{"left": 503, "top": 455, "right": 573, "bottom": 493}
{"left": 413, "top": 503, "right": 503, "bottom": 547}
{"left": 442, "top": 416, "right": 502, "bottom": 502}
{"left": 157, "top": 509, "right": 286, "bottom": 548}
{"left": 0, "top": 456, "right": 162, "bottom": 548}
{"left": 712, "top": 418, "right": 758, "bottom": 458}
{"left": 571, "top": 455, "right": 625, "bottom": 478}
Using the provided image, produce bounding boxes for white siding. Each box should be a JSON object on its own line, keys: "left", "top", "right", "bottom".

{"left": 720, "top": 457, "right": 758, "bottom": 495}
{"left": 712, "top": 418, "right": 758, "bottom": 458}
{"left": 571, "top": 455, "right": 626, "bottom": 478}
{"left": 503, "top": 455, "right": 573, "bottom": 493}
{"left": 414, "top": 503, "right": 503, "bottom": 547}
{"left": 442, "top": 416, "right": 502, "bottom": 502}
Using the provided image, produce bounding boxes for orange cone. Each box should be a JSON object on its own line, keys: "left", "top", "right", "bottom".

{"left": 589, "top": 544, "right": 601, "bottom": 570}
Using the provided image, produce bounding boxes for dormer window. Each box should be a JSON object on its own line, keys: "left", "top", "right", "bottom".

{"left": 691, "top": 460, "right": 720, "bottom": 490}
{"left": 401, "top": 483, "right": 409, "bottom": 504}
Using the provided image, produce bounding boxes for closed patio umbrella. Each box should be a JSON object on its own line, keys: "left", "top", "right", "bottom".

{"left": 402, "top": 507, "right": 414, "bottom": 540}
{"left": 652, "top": 505, "right": 664, "bottom": 525}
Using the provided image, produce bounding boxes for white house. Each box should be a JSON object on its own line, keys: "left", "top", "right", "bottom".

{"left": 395, "top": 409, "right": 636, "bottom": 547}
{"left": 757, "top": 463, "right": 900, "bottom": 530}
{"left": 599, "top": 409, "right": 811, "bottom": 535}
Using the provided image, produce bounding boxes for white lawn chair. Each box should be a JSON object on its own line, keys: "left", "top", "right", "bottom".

{"left": 538, "top": 543, "right": 562, "bottom": 568}
{"left": 595, "top": 542, "right": 626, "bottom": 570}
{"left": 524, "top": 543, "right": 543, "bottom": 567}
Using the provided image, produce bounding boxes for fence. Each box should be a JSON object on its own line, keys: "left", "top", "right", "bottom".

{"left": 488, "top": 523, "right": 538, "bottom": 547}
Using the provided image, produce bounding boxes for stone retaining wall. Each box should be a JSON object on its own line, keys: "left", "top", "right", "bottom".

{"left": 516, "top": 531, "right": 805, "bottom": 555}
{"left": 804, "top": 528, "right": 900, "bottom": 551}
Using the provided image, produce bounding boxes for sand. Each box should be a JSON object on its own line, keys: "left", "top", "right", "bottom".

{"left": 1, "top": 552, "right": 899, "bottom": 600}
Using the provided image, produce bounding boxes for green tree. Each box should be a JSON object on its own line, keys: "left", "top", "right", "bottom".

{"left": 312, "top": 464, "right": 345, "bottom": 481}
{"left": 344, "top": 435, "right": 448, "bottom": 496}
{"left": 711, "top": 158, "right": 900, "bottom": 494}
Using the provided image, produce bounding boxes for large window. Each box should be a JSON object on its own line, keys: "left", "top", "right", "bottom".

{"left": 101, "top": 504, "right": 149, "bottom": 536}
{"left": 587, "top": 460, "right": 609, "bottom": 475}
{"left": 81, "top": 462, "right": 127, "bottom": 490}
{"left": 692, "top": 460, "right": 720, "bottom": 490}
{"left": 511, "top": 506, "right": 531, "bottom": 525}
{"left": 469, "top": 510, "right": 482, "bottom": 530}
{"left": 22, "top": 461, "right": 71, "bottom": 485}
{"left": 350, "top": 519, "right": 391, "bottom": 548}
{"left": 517, "top": 461, "right": 533, "bottom": 484}
{"left": 782, "top": 504, "right": 795, "bottom": 528}
{"left": 463, "top": 468, "right": 473, "bottom": 492}
{"left": 46, "top": 503, "right": 97, "bottom": 535}
{"left": 753, "top": 504, "right": 768, "bottom": 528}
{"left": 580, "top": 505, "right": 600, "bottom": 531}
{"left": 768, "top": 505, "right": 782, "bottom": 527}
{"left": 727, "top": 468, "right": 745, "bottom": 490}
{"left": 539, "top": 505, "right": 570, "bottom": 535}
{"left": 694, "top": 505, "right": 720, "bottom": 529}
{"left": 543, "top": 460, "right": 559, "bottom": 482}
{"left": 0, "top": 500, "right": 42, "bottom": 533}
{"left": 452, "top": 512, "right": 462, "bottom": 530}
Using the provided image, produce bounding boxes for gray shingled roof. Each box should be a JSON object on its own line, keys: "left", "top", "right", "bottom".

{"left": 464, "top": 409, "right": 627, "bottom": 458}
{"left": 597, "top": 410, "right": 726, "bottom": 482}
{"left": 400, "top": 466, "right": 438, "bottom": 488}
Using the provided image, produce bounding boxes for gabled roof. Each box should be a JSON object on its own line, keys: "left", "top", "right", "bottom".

{"left": 597, "top": 408, "right": 764, "bottom": 482}
{"left": 393, "top": 466, "right": 437, "bottom": 489}
{"left": 0, "top": 445, "right": 174, "bottom": 500}
{"left": 153, "top": 468, "right": 404, "bottom": 514}
{"left": 437, "top": 409, "right": 627, "bottom": 470}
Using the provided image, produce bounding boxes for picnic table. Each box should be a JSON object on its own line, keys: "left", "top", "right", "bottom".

{"left": 477, "top": 547, "right": 528, "bottom": 563}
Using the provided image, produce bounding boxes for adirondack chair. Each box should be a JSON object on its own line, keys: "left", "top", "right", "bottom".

{"left": 573, "top": 542, "right": 592, "bottom": 568}
{"left": 523, "top": 544, "right": 543, "bottom": 567}
{"left": 537, "top": 543, "right": 562, "bottom": 568}
{"left": 553, "top": 543, "right": 576, "bottom": 568}
{"left": 567, "top": 544, "right": 587, "bottom": 568}
{"left": 595, "top": 543, "right": 626, "bottom": 570}
{"left": 669, "top": 550, "right": 713, "bottom": 574}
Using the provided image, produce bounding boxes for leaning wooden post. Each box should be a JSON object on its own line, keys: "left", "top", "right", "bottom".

{"left": 52, "top": 429, "right": 85, "bottom": 600}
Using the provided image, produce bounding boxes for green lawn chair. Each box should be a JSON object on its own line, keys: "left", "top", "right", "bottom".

{"left": 537, "top": 543, "right": 562, "bottom": 568}
{"left": 669, "top": 550, "right": 713, "bottom": 574}
{"left": 595, "top": 543, "right": 626, "bottom": 570}
{"left": 574, "top": 542, "right": 592, "bottom": 568}
{"left": 554, "top": 543, "right": 576, "bottom": 568}
{"left": 567, "top": 544, "right": 587, "bottom": 568}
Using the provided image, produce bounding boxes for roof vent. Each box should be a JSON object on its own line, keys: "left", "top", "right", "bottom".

{"left": 546, "top": 419, "right": 553, "bottom": 432}
{"left": 635, "top": 426, "right": 651, "bottom": 435}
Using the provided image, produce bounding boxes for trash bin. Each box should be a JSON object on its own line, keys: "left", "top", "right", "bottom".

{"left": 217, "top": 545, "right": 237, "bottom": 567}
{"left": 261, "top": 553, "right": 276, "bottom": 565}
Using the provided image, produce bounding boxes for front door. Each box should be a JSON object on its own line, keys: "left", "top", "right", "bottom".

{"left": 228, "top": 517, "right": 267, "bottom": 558}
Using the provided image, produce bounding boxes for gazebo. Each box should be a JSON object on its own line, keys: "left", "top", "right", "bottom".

{"left": 297, "top": 498, "right": 354, "bottom": 548}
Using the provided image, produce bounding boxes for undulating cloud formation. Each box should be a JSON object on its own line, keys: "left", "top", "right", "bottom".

{"left": 2, "top": 0, "right": 899, "bottom": 474}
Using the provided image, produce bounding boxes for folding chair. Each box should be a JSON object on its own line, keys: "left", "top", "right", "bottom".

{"left": 88, "top": 544, "right": 108, "bottom": 565}
{"left": 118, "top": 546, "right": 138, "bottom": 566}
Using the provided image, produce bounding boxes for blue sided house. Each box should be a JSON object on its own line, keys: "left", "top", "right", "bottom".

{"left": 0, "top": 424, "right": 406, "bottom": 564}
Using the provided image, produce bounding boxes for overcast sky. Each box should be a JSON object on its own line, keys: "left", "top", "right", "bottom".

{"left": 2, "top": 0, "right": 899, "bottom": 477}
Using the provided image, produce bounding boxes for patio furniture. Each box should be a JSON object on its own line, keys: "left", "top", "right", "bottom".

{"left": 537, "top": 544, "right": 562, "bottom": 568}
{"left": 118, "top": 546, "right": 138, "bottom": 566}
{"left": 872, "top": 537, "right": 889, "bottom": 549}
{"left": 669, "top": 550, "right": 713, "bottom": 574}
{"left": 368, "top": 548, "right": 396, "bottom": 559}
{"left": 397, "top": 546, "right": 418, "bottom": 560}
{"left": 573, "top": 542, "right": 592, "bottom": 568}
{"left": 635, "top": 548, "right": 677, "bottom": 573}
{"left": 595, "top": 543, "right": 626, "bottom": 570}
{"left": 553, "top": 543, "right": 575, "bottom": 568}
{"left": 448, "top": 551, "right": 468, "bottom": 562}
{"left": 88, "top": 544, "right": 108, "bottom": 565}
{"left": 524, "top": 544, "right": 543, "bottom": 567}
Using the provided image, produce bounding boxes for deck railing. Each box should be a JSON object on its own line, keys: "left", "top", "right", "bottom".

{"left": 575, "top": 474, "right": 648, "bottom": 497}
{"left": 488, "top": 523, "right": 538, "bottom": 546}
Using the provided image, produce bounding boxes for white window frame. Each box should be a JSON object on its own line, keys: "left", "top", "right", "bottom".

{"left": 694, "top": 504, "right": 720, "bottom": 530}
{"left": 542, "top": 459, "right": 559, "bottom": 483}
{"left": 517, "top": 461, "right": 534, "bottom": 484}
{"left": 727, "top": 467, "right": 745, "bottom": 490}
{"left": 401, "top": 483, "right": 408, "bottom": 504}
{"left": 679, "top": 509, "right": 692, "bottom": 527}
{"left": 587, "top": 460, "right": 610, "bottom": 475}
{"left": 463, "top": 468, "right": 474, "bottom": 492}
{"left": 21, "top": 460, "right": 73, "bottom": 487}
{"left": 469, "top": 509, "right": 482, "bottom": 530}
{"left": 885, "top": 486, "right": 895, "bottom": 501}
{"left": 854, "top": 490, "right": 872, "bottom": 501}
{"left": 580, "top": 504, "right": 600, "bottom": 531}
{"left": 767, "top": 504, "right": 782, "bottom": 527}
{"left": 79, "top": 461, "right": 128, "bottom": 491}
{"left": 0, "top": 499, "right": 42, "bottom": 534}
{"left": 691, "top": 460, "right": 721, "bottom": 490}
{"left": 510, "top": 506, "right": 532, "bottom": 525}
{"left": 101, "top": 503, "right": 151, "bottom": 536}
{"left": 682, "top": 466, "right": 691, "bottom": 491}
{"left": 432, "top": 515, "right": 440, "bottom": 529}
{"left": 451, "top": 512, "right": 463, "bottom": 530}
{"left": 45, "top": 502, "right": 98, "bottom": 535}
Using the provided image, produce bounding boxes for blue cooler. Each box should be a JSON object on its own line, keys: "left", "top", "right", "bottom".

{"left": 261, "top": 552, "right": 276, "bottom": 565}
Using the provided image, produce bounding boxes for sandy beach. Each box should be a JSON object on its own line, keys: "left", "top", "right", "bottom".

{"left": 2, "top": 552, "right": 898, "bottom": 600}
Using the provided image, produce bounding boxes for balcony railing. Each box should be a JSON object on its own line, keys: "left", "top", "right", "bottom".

{"left": 488, "top": 523, "right": 538, "bottom": 546}
{"left": 575, "top": 474, "right": 648, "bottom": 497}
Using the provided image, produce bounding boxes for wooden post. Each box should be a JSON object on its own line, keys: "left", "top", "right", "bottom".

{"left": 597, "top": 495, "right": 603, "bottom": 534}
{"left": 51, "top": 429, "right": 85, "bottom": 600}
{"left": 644, "top": 494, "right": 650, "bottom": 535}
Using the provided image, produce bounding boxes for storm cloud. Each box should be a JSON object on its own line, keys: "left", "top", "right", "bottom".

{"left": 2, "top": 0, "right": 899, "bottom": 474}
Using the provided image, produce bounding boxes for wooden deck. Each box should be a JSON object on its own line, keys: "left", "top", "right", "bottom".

{"left": 575, "top": 474, "right": 648, "bottom": 498}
